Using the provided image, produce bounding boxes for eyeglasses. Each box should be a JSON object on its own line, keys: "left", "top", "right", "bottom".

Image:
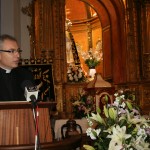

{"left": 0, "top": 48, "right": 22, "bottom": 54}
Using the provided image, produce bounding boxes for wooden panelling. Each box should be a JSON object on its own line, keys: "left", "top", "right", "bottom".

{"left": 140, "top": 84, "right": 150, "bottom": 115}
{"left": 0, "top": 102, "right": 55, "bottom": 145}
{"left": 63, "top": 83, "right": 87, "bottom": 113}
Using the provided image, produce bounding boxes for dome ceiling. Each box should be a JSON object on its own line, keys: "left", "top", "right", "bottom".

{"left": 66, "top": 0, "right": 97, "bottom": 22}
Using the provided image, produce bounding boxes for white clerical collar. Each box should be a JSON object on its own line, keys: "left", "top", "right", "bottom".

{"left": 0, "top": 67, "right": 12, "bottom": 73}
{"left": 5, "top": 69, "right": 11, "bottom": 73}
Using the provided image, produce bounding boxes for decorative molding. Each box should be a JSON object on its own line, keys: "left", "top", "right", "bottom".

{"left": 19, "top": 58, "right": 52, "bottom": 65}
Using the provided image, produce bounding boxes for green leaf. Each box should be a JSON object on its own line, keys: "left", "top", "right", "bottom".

{"left": 119, "top": 119, "right": 127, "bottom": 127}
{"left": 126, "top": 101, "right": 133, "bottom": 110}
{"left": 96, "top": 107, "right": 101, "bottom": 114}
{"left": 108, "top": 107, "right": 117, "bottom": 120}
{"left": 83, "top": 145, "right": 95, "bottom": 150}
{"left": 105, "top": 95, "right": 108, "bottom": 103}
{"left": 85, "top": 58, "right": 100, "bottom": 68}
{"left": 104, "top": 105, "right": 109, "bottom": 118}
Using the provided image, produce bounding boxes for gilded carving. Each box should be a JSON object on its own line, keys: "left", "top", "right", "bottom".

{"left": 20, "top": 60, "right": 55, "bottom": 101}
{"left": 21, "top": 0, "right": 150, "bottom": 114}
{"left": 55, "top": 85, "right": 63, "bottom": 111}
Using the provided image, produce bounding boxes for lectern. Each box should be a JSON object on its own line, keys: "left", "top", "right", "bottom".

{"left": 0, "top": 101, "right": 56, "bottom": 146}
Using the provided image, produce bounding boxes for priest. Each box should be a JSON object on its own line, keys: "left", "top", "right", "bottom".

{"left": 0, "top": 34, "right": 35, "bottom": 101}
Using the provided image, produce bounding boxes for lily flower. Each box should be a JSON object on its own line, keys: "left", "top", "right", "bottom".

{"left": 90, "top": 112, "right": 105, "bottom": 125}
{"left": 107, "top": 125, "right": 131, "bottom": 147}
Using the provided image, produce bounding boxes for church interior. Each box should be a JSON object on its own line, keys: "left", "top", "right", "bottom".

{"left": 19, "top": 0, "right": 149, "bottom": 116}
{"left": 0, "top": 0, "right": 149, "bottom": 149}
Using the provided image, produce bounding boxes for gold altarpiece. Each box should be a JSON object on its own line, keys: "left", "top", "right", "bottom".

{"left": 22, "top": 0, "right": 150, "bottom": 115}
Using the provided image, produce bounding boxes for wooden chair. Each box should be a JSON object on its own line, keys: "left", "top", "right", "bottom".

{"left": 61, "top": 119, "right": 83, "bottom": 139}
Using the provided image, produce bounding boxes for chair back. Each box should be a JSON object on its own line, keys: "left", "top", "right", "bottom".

{"left": 61, "top": 119, "right": 82, "bottom": 139}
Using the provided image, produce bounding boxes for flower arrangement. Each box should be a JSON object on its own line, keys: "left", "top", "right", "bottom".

{"left": 71, "top": 90, "right": 95, "bottom": 119}
{"left": 67, "top": 64, "right": 86, "bottom": 82}
{"left": 81, "top": 48, "right": 103, "bottom": 68}
{"left": 84, "top": 89, "right": 150, "bottom": 150}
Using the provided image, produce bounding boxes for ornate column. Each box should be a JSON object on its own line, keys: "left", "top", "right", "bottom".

{"left": 22, "top": 0, "right": 66, "bottom": 112}
{"left": 51, "top": 0, "right": 66, "bottom": 112}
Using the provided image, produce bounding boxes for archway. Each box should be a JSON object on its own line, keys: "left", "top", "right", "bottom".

{"left": 80, "top": 0, "right": 127, "bottom": 84}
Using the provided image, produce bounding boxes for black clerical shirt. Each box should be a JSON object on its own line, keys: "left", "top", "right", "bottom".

{"left": 0, "top": 67, "right": 35, "bottom": 101}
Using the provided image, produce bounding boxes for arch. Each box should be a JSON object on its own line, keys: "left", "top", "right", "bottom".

{"left": 81, "top": 0, "right": 127, "bottom": 83}
{"left": 98, "top": 92, "right": 112, "bottom": 111}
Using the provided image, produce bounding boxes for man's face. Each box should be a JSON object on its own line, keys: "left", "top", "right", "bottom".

{"left": 0, "top": 39, "right": 20, "bottom": 69}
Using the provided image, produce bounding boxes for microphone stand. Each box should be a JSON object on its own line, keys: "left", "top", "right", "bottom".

{"left": 31, "top": 97, "right": 41, "bottom": 150}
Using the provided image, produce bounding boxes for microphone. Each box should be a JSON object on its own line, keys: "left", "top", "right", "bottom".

{"left": 21, "top": 80, "right": 39, "bottom": 102}
{"left": 24, "top": 86, "right": 39, "bottom": 102}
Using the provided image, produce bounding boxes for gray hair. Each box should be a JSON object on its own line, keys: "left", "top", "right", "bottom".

{"left": 0, "top": 34, "right": 17, "bottom": 49}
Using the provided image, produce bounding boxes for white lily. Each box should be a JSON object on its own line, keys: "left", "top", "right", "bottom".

{"left": 107, "top": 125, "right": 131, "bottom": 146}
{"left": 90, "top": 112, "right": 105, "bottom": 125}
{"left": 86, "top": 127, "right": 101, "bottom": 140}
{"left": 126, "top": 110, "right": 142, "bottom": 124}
{"left": 131, "top": 137, "right": 150, "bottom": 150}
{"left": 108, "top": 140, "right": 123, "bottom": 150}
{"left": 84, "top": 89, "right": 150, "bottom": 150}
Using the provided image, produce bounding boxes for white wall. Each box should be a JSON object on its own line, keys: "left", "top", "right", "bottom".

{"left": 20, "top": 0, "right": 32, "bottom": 59}
{"left": 0, "top": 0, "right": 16, "bottom": 35}
{"left": 0, "top": 0, "right": 31, "bottom": 59}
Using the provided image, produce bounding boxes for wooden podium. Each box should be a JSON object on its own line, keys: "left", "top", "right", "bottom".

{"left": 0, "top": 101, "right": 56, "bottom": 146}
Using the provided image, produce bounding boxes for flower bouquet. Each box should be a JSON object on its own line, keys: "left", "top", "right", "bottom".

{"left": 71, "top": 90, "right": 95, "bottom": 119}
{"left": 84, "top": 89, "right": 150, "bottom": 150}
{"left": 81, "top": 48, "right": 103, "bottom": 68}
{"left": 67, "top": 64, "right": 86, "bottom": 82}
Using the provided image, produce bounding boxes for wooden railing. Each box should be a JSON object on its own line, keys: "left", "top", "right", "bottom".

{"left": 0, "top": 135, "right": 82, "bottom": 150}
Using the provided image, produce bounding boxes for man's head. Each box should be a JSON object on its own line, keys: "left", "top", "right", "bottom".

{"left": 0, "top": 34, "right": 22, "bottom": 70}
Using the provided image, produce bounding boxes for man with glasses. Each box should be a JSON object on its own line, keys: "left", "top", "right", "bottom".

{"left": 0, "top": 34, "right": 35, "bottom": 101}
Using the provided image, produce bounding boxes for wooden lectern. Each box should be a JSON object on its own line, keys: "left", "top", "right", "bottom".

{"left": 0, "top": 101, "right": 56, "bottom": 146}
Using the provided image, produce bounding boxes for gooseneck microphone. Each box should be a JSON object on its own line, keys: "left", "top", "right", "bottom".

{"left": 21, "top": 80, "right": 41, "bottom": 149}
